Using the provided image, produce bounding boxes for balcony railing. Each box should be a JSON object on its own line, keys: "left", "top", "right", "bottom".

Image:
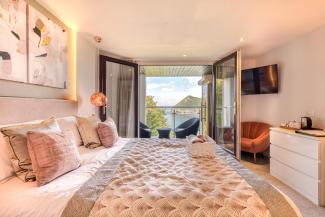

{"left": 144, "top": 106, "right": 206, "bottom": 137}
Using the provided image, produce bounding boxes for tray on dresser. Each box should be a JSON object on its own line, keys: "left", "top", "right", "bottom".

{"left": 295, "top": 129, "right": 325, "bottom": 137}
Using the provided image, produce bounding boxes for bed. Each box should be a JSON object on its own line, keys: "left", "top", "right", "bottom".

{"left": 0, "top": 137, "right": 130, "bottom": 217}
{"left": 0, "top": 117, "right": 302, "bottom": 217}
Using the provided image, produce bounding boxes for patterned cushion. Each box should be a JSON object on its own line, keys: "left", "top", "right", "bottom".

{"left": 97, "top": 120, "right": 118, "bottom": 148}
{"left": 0, "top": 118, "right": 60, "bottom": 181}
{"left": 76, "top": 115, "right": 101, "bottom": 149}
{"left": 27, "top": 131, "right": 81, "bottom": 186}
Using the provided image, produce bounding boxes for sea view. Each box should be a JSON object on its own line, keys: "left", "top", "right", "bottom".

{"left": 145, "top": 76, "right": 203, "bottom": 133}
{"left": 164, "top": 108, "right": 200, "bottom": 129}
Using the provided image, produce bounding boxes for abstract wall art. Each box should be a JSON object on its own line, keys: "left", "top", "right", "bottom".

{"left": 0, "top": 0, "right": 69, "bottom": 89}
{"left": 0, "top": 0, "right": 27, "bottom": 83}
{"left": 28, "top": 5, "right": 68, "bottom": 89}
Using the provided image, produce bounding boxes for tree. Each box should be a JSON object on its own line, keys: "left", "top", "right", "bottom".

{"left": 145, "top": 96, "right": 167, "bottom": 136}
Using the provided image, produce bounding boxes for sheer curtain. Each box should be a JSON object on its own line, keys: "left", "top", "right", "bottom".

{"left": 117, "top": 65, "right": 134, "bottom": 137}
{"left": 106, "top": 62, "right": 135, "bottom": 137}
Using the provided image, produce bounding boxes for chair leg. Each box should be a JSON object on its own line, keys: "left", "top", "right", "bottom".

{"left": 253, "top": 153, "right": 257, "bottom": 163}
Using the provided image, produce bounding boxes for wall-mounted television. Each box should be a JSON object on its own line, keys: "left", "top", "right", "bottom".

{"left": 241, "top": 64, "right": 278, "bottom": 95}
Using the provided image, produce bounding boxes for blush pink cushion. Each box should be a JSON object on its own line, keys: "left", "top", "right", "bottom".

{"left": 27, "top": 131, "right": 81, "bottom": 186}
{"left": 97, "top": 121, "right": 118, "bottom": 148}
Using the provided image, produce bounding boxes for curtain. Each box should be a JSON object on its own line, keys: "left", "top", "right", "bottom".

{"left": 117, "top": 65, "right": 134, "bottom": 137}
{"left": 107, "top": 62, "right": 135, "bottom": 138}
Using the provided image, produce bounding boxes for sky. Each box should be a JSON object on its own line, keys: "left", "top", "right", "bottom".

{"left": 146, "top": 76, "right": 202, "bottom": 106}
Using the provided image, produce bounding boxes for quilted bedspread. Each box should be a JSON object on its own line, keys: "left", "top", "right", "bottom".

{"left": 61, "top": 138, "right": 299, "bottom": 217}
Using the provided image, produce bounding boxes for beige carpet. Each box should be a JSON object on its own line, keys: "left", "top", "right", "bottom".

{"left": 241, "top": 153, "right": 325, "bottom": 217}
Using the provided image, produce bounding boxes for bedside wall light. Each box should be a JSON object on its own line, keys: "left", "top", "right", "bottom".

{"left": 90, "top": 92, "right": 107, "bottom": 107}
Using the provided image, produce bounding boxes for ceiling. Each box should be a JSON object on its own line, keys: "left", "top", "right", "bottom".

{"left": 140, "top": 65, "right": 212, "bottom": 77}
{"left": 40, "top": 0, "right": 325, "bottom": 63}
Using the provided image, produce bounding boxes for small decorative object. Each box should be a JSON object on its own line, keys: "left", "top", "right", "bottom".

{"left": 280, "top": 122, "right": 288, "bottom": 128}
{"left": 280, "top": 121, "right": 300, "bottom": 130}
{"left": 90, "top": 92, "right": 107, "bottom": 107}
{"left": 301, "top": 117, "right": 312, "bottom": 129}
{"left": 289, "top": 121, "right": 300, "bottom": 129}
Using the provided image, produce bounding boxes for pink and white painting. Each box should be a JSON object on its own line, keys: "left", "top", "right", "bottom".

{"left": 28, "top": 5, "right": 68, "bottom": 88}
{"left": 0, "top": 0, "right": 27, "bottom": 83}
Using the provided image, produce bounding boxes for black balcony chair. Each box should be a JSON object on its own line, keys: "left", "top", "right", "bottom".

{"left": 174, "top": 118, "right": 200, "bottom": 138}
{"left": 140, "top": 122, "right": 152, "bottom": 138}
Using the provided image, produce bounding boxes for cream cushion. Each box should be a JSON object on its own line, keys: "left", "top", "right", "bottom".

{"left": 56, "top": 116, "right": 83, "bottom": 146}
{"left": 76, "top": 115, "right": 101, "bottom": 149}
{"left": 0, "top": 119, "right": 45, "bottom": 182}
{"left": 0, "top": 118, "right": 61, "bottom": 181}
{"left": 27, "top": 130, "right": 81, "bottom": 186}
{"left": 0, "top": 132, "right": 15, "bottom": 181}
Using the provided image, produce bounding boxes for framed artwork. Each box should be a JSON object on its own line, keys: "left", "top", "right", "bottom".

{"left": 0, "top": 0, "right": 27, "bottom": 83}
{"left": 28, "top": 5, "right": 68, "bottom": 89}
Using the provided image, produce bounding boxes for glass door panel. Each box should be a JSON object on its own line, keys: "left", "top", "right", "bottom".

{"left": 213, "top": 51, "right": 241, "bottom": 158}
{"left": 106, "top": 62, "right": 135, "bottom": 137}
{"left": 99, "top": 55, "right": 138, "bottom": 138}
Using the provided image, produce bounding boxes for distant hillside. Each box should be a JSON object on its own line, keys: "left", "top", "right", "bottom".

{"left": 175, "top": 95, "right": 201, "bottom": 107}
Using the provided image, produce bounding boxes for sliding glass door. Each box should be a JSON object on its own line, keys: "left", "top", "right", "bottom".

{"left": 213, "top": 51, "right": 241, "bottom": 159}
{"left": 99, "top": 55, "right": 138, "bottom": 137}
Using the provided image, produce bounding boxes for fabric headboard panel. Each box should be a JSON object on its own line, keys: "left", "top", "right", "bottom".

{"left": 0, "top": 97, "right": 78, "bottom": 125}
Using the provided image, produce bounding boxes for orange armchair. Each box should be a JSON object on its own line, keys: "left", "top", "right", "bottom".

{"left": 241, "top": 122, "right": 271, "bottom": 163}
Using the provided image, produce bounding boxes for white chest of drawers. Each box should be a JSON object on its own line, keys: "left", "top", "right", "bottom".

{"left": 270, "top": 127, "right": 325, "bottom": 206}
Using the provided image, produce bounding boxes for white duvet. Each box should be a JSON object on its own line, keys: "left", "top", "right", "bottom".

{"left": 0, "top": 138, "right": 130, "bottom": 217}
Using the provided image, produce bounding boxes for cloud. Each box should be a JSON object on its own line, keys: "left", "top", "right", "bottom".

{"left": 146, "top": 76, "right": 202, "bottom": 106}
{"left": 184, "top": 77, "right": 200, "bottom": 85}
{"left": 146, "top": 81, "right": 176, "bottom": 90}
{"left": 188, "top": 86, "right": 202, "bottom": 98}
{"left": 146, "top": 83, "right": 165, "bottom": 90}
{"left": 160, "top": 87, "right": 176, "bottom": 92}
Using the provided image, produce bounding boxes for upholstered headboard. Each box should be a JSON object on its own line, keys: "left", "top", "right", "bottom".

{"left": 0, "top": 97, "right": 78, "bottom": 125}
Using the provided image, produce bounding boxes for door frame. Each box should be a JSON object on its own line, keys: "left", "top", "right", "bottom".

{"left": 99, "top": 55, "right": 139, "bottom": 137}
{"left": 212, "top": 51, "right": 241, "bottom": 159}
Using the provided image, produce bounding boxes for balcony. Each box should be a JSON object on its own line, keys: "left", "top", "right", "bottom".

{"left": 144, "top": 106, "right": 206, "bottom": 137}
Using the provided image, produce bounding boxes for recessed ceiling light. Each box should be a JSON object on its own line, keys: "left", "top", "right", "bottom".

{"left": 183, "top": 54, "right": 187, "bottom": 57}
{"left": 240, "top": 38, "right": 244, "bottom": 42}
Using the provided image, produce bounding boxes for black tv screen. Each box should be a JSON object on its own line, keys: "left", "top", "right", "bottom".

{"left": 241, "top": 64, "right": 278, "bottom": 95}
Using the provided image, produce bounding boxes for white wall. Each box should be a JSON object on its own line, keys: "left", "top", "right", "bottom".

{"left": 242, "top": 25, "right": 325, "bottom": 128}
{"left": 76, "top": 33, "right": 99, "bottom": 116}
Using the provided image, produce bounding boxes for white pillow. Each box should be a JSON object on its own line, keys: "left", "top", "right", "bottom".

{"left": 56, "top": 117, "right": 83, "bottom": 146}
{"left": 0, "top": 132, "right": 14, "bottom": 181}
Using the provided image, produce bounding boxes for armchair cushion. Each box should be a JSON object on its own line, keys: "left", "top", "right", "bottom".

{"left": 175, "top": 118, "right": 200, "bottom": 138}
{"left": 139, "top": 122, "right": 151, "bottom": 138}
{"left": 241, "top": 122, "right": 271, "bottom": 154}
{"left": 241, "top": 138, "right": 254, "bottom": 150}
{"left": 174, "top": 128, "right": 185, "bottom": 133}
